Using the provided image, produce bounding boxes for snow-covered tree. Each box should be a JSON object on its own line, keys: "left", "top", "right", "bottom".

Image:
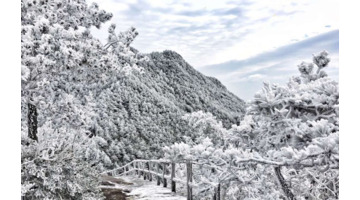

{"left": 20, "top": 0, "right": 133, "bottom": 198}
{"left": 246, "top": 51, "right": 338, "bottom": 199}
{"left": 161, "top": 51, "right": 339, "bottom": 200}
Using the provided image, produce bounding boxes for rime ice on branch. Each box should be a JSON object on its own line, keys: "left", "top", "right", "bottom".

{"left": 162, "top": 51, "right": 338, "bottom": 200}
{"left": 21, "top": 0, "right": 142, "bottom": 199}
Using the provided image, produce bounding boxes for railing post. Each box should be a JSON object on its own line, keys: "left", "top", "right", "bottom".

{"left": 138, "top": 162, "right": 142, "bottom": 178}
{"left": 134, "top": 162, "right": 136, "bottom": 175}
{"left": 171, "top": 162, "right": 176, "bottom": 193}
{"left": 148, "top": 161, "right": 152, "bottom": 181}
{"left": 186, "top": 160, "right": 193, "bottom": 200}
{"left": 130, "top": 162, "right": 136, "bottom": 176}
{"left": 143, "top": 162, "right": 147, "bottom": 180}
{"left": 135, "top": 162, "right": 138, "bottom": 175}
{"left": 156, "top": 162, "right": 161, "bottom": 185}
{"left": 162, "top": 163, "right": 167, "bottom": 187}
{"left": 130, "top": 162, "right": 134, "bottom": 175}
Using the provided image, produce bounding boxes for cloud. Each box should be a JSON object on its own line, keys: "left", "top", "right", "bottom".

{"left": 87, "top": 0, "right": 339, "bottom": 101}
{"left": 198, "top": 30, "right": 339, "bottom": 100}
{"left": 89, "top": 0, "right": 338, "bottom": 67}
{"left": 248, "top": 74, "right": 266, "bottom": 80}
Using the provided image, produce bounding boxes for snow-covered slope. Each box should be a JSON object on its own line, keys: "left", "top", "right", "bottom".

{"left": 142, "top": 50, "right": 245, "bottom": 128}
{"left": 92, "top": 50, "right": 246, "bottom": 167}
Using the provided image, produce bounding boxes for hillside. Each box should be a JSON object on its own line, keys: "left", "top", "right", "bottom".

{"left": 92, "top": 49, "right": 246, "bottom": 167}
{"left": 143, "top": 50, "right": 245, "bottom": 127}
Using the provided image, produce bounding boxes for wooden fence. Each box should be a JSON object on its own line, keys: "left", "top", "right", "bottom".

{"left": 101, "top": 159, "right": 222, "bottom": 200}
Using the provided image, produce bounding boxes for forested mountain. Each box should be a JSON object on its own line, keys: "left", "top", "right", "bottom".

{"left": 142, "top": 50, "right": 245, "bottom": 128}
{"left": 92, "top": 49, "right": 246, "bottom": 168}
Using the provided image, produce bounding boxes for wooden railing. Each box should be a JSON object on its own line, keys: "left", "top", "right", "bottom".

{"left": 101, "top": 159, "right": 222, "bottom": 200}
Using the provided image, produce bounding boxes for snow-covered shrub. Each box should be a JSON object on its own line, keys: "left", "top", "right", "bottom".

{"left": 182, "top": 111, "right": 227, "bottom": 147}
{"left": 21, "top": 122, "right": 107, "bottom": 199}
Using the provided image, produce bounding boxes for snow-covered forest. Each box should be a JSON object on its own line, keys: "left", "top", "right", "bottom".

{"left": 21, "top": 0, "right": 338, "bottom": 199}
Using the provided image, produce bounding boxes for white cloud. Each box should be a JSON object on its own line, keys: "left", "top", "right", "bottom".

{"left": 199, "top": 30, "right": 339, "bottom": 100}
{"left": 88, "top": 0, "right": 339, "bottom": 68}
{"left": 237, "top": 73, "right": 268, "bottom": 82}
{"left": 87, "top": 0, "right": 338, "bottom": 100}
{"left": 248, "top": 74, "right": 265, "bottom": 79}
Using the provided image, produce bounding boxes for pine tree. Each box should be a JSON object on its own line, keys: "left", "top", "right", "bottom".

{"left": 161, "top": 51, "right": 339, "bottom": 199}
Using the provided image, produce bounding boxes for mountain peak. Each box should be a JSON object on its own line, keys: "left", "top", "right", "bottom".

{"left": 161, "top": 50, "right": 184, "bottom": 60}
{"left": 140, "top": 49, "right": 246, "bottom": 128}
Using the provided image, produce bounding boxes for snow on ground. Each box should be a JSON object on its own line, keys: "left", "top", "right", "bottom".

{"left": 101, "top": 175, "right": 186, "bottom": 200}
{"left": 122, "top": 175, "right": 186, "bottom": 200}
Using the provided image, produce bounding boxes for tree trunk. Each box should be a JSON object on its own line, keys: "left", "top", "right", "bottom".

{"left": 27, "top": 103, "right": 38, "bottom": 142}
{"left": 274, "top": 166, "right": 295, "bottom": 200}
{"left": 213, "top": 183, "right": 220, "bottom": 200}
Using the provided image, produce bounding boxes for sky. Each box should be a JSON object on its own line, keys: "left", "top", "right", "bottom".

{"left": 199, "top": 30, "right": 339, "bottom": 100}
{"left": 89, "top": 0, "right": 339, "bottom": 100}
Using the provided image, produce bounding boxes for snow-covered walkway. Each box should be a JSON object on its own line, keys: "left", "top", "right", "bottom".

{"left": 100, "top": 175, "right": 186, "bottom": 200}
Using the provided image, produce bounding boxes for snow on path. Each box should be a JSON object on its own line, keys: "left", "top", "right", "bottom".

{"left": 101, "top": 175, "right": 186, "bottom": 200}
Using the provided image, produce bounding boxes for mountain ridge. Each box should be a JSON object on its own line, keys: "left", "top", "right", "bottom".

{"left": 92, "top": 49, "right": 246, "bottom": 167}
{"left": 143, "top": 50, "right": 246, "bottom": 127}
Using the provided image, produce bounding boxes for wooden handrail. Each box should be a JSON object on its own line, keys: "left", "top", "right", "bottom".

{"left": 101, "top": 159, "right": 221, "bottom": 200}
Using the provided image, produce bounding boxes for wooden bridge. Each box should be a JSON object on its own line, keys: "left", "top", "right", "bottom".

{"left": 101, "top": 159, "right": 222, "bottom": 200}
